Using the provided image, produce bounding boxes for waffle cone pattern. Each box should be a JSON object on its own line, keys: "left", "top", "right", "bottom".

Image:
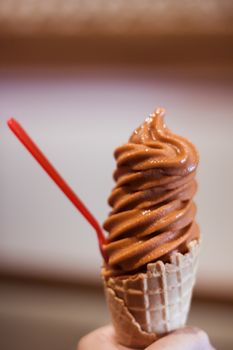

{"left": 103, "top": 240, "right": 200, "bottom": 349}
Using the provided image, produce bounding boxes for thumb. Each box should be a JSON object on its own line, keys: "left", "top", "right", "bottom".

{"left": 146, "top": 327, "right": 216, "bottom": 350}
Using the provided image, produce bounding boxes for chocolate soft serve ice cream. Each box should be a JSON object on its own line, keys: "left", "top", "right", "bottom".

{"left": 103, "top": 107, "right": 199, "bottom": 276}
{"left": 102, "top": 108, "right": 200, "bottom": 348}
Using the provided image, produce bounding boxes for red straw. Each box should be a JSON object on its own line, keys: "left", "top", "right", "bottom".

{"left": 7, "top": 118, "right": 107, "bottom": 262}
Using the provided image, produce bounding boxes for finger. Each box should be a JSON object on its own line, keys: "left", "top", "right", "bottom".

{"left": 146, "top": 326, "right": 216, "bottom": 350}
{"left": 78, "top": 325, "right": 134, "bottom": 350}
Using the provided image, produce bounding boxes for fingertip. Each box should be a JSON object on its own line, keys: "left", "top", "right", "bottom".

{"left": 77, "top": 325, "right": 116, "bottom": 350}
{"left": 146, "top": 326, "right": 215, "bottom": 350}
{"left": 175, "top": 326, "right": 215, "bottom": 348}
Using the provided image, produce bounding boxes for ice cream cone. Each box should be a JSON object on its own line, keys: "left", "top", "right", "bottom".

{"left": 103, "top": 240, "right": 200, "bottom": 349}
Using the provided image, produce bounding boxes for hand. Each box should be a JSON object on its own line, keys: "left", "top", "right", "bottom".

{"left": 78, "top": 325, "right": 215, "bottom": 350}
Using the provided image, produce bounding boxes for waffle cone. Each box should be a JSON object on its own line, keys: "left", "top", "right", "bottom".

{"left": 103, "top": 240, "right": 200, "bottom": 349}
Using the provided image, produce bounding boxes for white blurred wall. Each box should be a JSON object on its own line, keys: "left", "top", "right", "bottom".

{"left": 0, "top": 66, "right": 233, "bottom": 297}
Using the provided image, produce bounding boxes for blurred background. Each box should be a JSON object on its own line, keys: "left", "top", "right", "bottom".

{"left": 0, "top": 1, "right": 233, "bottom": 349}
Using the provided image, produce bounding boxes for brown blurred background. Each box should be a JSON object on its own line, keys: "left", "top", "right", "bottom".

{"left": 0, "top": 1, "right": 233, "bottom": 349}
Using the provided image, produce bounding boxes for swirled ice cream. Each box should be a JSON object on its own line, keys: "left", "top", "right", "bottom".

{"left": 103, "top": 108, "right": 199, "bottom": 276}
